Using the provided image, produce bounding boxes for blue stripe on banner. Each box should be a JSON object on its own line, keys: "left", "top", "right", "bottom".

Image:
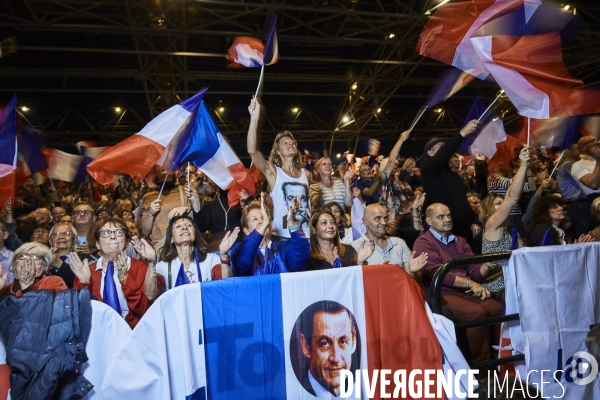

{"left": 202, "top": 275, "right": 286, "bottom": 400}
{"left": 186, "top": 386, "right": 206, "bottom": 400}
{"left": 199, "top": 329, "right": 203, "bottom": 345}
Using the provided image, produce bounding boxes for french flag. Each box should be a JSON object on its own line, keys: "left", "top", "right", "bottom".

{"left": 87, "top": 90, "right": 208, "bottom": 186}
{"left": 471, "top": 32, "right": 600, "bottom": 119}
{"left": 457, "top": 97, "right": 507, "bottom": 159}
{"left": 226, "top": 14, "right": 278, "bottom": 68}
{"left": 0, "top": 94, "right": 17, "bottom": 208}
{"left": 417, "top": 0, "right": 575, "bottom": 81}
{"left": 515, "top": 116, "right": 581, "bottom": 150}
{"left": 99, "top": 266, "right": 469, "bottom": 399}
{"left": 16, "top": 127, "right": 48, "bottom": 186}
{"left": 425, "top": 68, "right": 475, "bottom": 109}
{"left": 76, "top": 141, "right": 109, "bottom": 159}
{"left": 87, "top": 89, "right": 255, "bottom": 206}
{"left": 41, "top": 147, "right": 92, "bottom": 183}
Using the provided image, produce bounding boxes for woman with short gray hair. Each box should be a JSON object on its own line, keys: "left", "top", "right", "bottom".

{"left": 0, "top": 242, "right": 67, "bottom": 299}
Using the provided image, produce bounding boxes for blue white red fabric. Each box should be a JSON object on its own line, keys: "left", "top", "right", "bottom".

{"left": 226, "top": 14, "right": 279, "bottom": 68}
{"left": 41, "top": 147, "right": 92, "bottom": 183}
{"left": 457, "top": 97, "right": 506, "bottom": 159}
{"left": 0, "top": 94, "right": 18, "bottom": 207}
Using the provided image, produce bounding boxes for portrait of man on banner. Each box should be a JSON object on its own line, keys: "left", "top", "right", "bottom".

{"left": 290, "top": 300, "right": 361, "bottom": 398}
{"left": 281, "top": 181, "right": 310, "bottom": 230}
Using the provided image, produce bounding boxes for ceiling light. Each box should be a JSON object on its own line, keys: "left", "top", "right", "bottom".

{"left": 115, "top": 107, "right": 121, "bottom": 112}
{"left": 351, "top": 82, "right": 358, "bottom": 90}
{"left": 436, "top": 108, "right": 442, "bottom": 113}
{"left": 336, "top": 153, "right": 342, "bottom": 158}
{"left": 21, "top": 106, "right": 29, "bottom": 112}
{"left": 219, "top": 107, "right": 225, "bottom": 112}
{"left": 377, "top": 108, "right": 382, "bottom": 113}
{"left": 388, "top": 33, "right": 395, "bottom": 39}
{"left": 563, "top": 4, "right": 570, "bottom": 10}
{"left": 342, "top": 116, "right": 349, "bottom": 122}
{"left": 292, "top": 107, "right": 299, "bottom": 112}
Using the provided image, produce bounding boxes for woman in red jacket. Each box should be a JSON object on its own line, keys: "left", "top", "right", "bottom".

{"left": 70, "top": 217, "right": 159, "bottom": 328}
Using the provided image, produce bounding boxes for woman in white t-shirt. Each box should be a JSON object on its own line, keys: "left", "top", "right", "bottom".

{"left": 155, "top": 215, "right": 239, "bottom": 290}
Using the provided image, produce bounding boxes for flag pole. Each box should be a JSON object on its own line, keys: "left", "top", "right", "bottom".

{"left": 157, "top": 171, "right": 170, "bottom": 201}
{"left": 548, "top": 149, "right": 566, "bottom": 179}
{"left": 187, "top": 162, "right": 190, "bottom": 188}
{"left": 478, "top": 90, "right": 504, "bottom": 121}
{"left": 408, "top": 107, "right": 428, "bottom": 132}
{"left": 255, "top": 64, "right": 265, "bottom": 98}
{"left": 527, "top": 117, "right": 531, "bottom": 147}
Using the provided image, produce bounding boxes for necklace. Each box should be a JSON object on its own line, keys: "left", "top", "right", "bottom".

{"left": 217, "top": 195, "right": 232, "bottom": 230}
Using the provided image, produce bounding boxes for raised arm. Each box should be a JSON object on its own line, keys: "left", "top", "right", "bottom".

{"left": 383, "top": 131, "right": 410, "bottom": 179}
{"left": 247, "top": 97, "right": 277, "bottom": 191}
{"left": 485, "top": 147, "right": 530, "bottom": 234}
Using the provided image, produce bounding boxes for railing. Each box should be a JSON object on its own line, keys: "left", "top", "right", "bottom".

{"left": 429, "top": 251, "right": 525, "bottom": 370}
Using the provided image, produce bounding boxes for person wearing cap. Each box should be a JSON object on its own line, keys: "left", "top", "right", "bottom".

{"left": 421, "top": 120, "right": 481, "bottom": 247}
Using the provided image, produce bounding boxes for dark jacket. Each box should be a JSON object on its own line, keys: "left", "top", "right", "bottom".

{"left": 0, "top": 289, "right": 93, "bottom": 399}
{"left": 231, "top": 230, "right": 310, "bottom": 276}
{"left": 421, "top": 132, "right": 473, "bottom": 241}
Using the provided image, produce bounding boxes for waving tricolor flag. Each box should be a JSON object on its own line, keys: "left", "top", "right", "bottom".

{"left": 87, "top": 89, "right": 208, "bottom": 185}
{"left": 457, "top": 97, "right": 507, "bottom": 159}
{"left": 0, "top": 94, "right": 17, "bottom": 208}
{"left": 226, "top": 14, "right": 279, "bottom": 68}
{"left": 471, "top": 32, "right": 600, "bottom": 119}
{"left": 417, "top": 0, "right": 576, "bottom": 81}
{"left": 41, "top": 147, "right": 91, "bottom": 183}
{"left": 87, "top": 89, "right": 254, "bottom": 206}
{"left": 16, "top": 127, "right": 47, "bottom": 186}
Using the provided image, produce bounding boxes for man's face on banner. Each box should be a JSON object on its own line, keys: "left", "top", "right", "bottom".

{"left": 301, "top": 310, "right": 356, "bottom": 396}
{"left": 284, "top": 184, "right": 309, "bottom": 223}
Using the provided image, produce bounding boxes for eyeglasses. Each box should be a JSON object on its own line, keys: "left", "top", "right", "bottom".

{"left": 99, "top": 229, "right": 125, "bottom": 238}
{"left": 51, "top": 231, "right": 73, "bottom": 238}
{"left": 33, "top": 230, "right": 49, "bottom": 236}
{"left": 16, "top": 253, "right": 44, "bottom": 261}
{"left": 53, "top": 211, "right": 65, "bottom": 216}
{"left": 73, "top": 210, "right": 93, "bottom": 216}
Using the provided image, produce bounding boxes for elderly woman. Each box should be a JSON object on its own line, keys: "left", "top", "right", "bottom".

{"left": 309, "top": 157, "right": 353, "bottom": 211}
{"left": 155, "top": 215, "right": 238, "bottom": 290}
{"left": 47, "top": 222, "right": 79, "bottom": 287}
{"left": 528, "top": 196, "right": 595, "bottom": 246}
{"left": 303, "top": 208, "right": 374, "bottom": 271}
{"left": 0, "top": 242, "right": 67, "bottom": 299}
{"left": 70, "top": 217, "right": 161, "bottom": 328}
{"left": 231, "top": 193, "right": 309, "bottom": 276}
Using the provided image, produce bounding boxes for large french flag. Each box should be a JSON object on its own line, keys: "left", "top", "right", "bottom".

{"left": 87, "top": 89, "right": 207, "bottom": 186}
{"left": 417, "top": 0, "right": 575, "bottom": 81}
{"left": 76, "top": 141, "right": 109, "bottom": 159}
{"left": 98, "top": 266, "right": 470, "bottom": 399}
{"left": 515, "top": 116, "right": 581, "bottom": 149}
{"left": 471, "top": 32, "right": 600, "bottom": 118}
{"left": 0, "top": 94, "right": 17, "bottom": 208}
{"left": 41, "top": 147, "right": 91, "bottom": 183}
{"left": 163, "top": 101, "right": 256, "bottom": 206}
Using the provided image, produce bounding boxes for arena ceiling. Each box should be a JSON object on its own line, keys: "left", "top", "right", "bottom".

{"left": 1, "top": 0, "right": 599, "bottom": 157}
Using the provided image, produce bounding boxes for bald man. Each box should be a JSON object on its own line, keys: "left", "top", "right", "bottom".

{"left": 351, "top": 203, "right": 427, "bottom": 277}
{"left": 413, "top": 202, "right": 502, "bottom": 364}
{"left": 571, "top": 136, "right": 600, "bottom": 201}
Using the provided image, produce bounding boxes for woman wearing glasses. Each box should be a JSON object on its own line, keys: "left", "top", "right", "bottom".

{"left": 155, "top": 215, "right": 239, "bottom": 290}
{"left": 0, "top": 242, "right": 67, "bottom": 299}
{"left": 70, "top": 217, "right": 161, "bottom": 328}
{"left": 47, "top": 223, "right": 79, "bottom": 287}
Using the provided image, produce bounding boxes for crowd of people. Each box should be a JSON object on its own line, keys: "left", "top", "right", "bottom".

{"left": 1, "top": 96, "right": 600, "bottom": 373}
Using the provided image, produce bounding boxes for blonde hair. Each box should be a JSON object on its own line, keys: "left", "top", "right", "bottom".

{"left": 479, "top": 194, "right": 509, "bottom": 228}
{"left": 12, "top": 242, "right": 53, "bottom": 273}
{"left": 268, "top": 131, "right": 303, "bottom": 169}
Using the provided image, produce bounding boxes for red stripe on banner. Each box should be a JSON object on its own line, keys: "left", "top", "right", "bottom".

{"left": 0, "top": 172, "right": 15, "bottom": 211}
{"left": 87, "top": 135, "right": 165, "bottom": 186}
{"left": 491, "top": 32, "right": 600, "bottom": 118}
{"left": 0, "top": 364, "right": 10, "bottom": 400}
{"left": 416, "top": 0, "right": 495, "bottom": 65}
{"left": 362, "top": 265, "right": 443, "bottom": 400}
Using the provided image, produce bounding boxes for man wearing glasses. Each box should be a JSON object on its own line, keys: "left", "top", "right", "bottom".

{"left": 47, "top": 223, "right": 79, "bottom": 287}
{"left": 51, "top": 207, "right": 67, "bottom": 225}
{"left": 72, "top": 204, "right": 96, "bottom": 255}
